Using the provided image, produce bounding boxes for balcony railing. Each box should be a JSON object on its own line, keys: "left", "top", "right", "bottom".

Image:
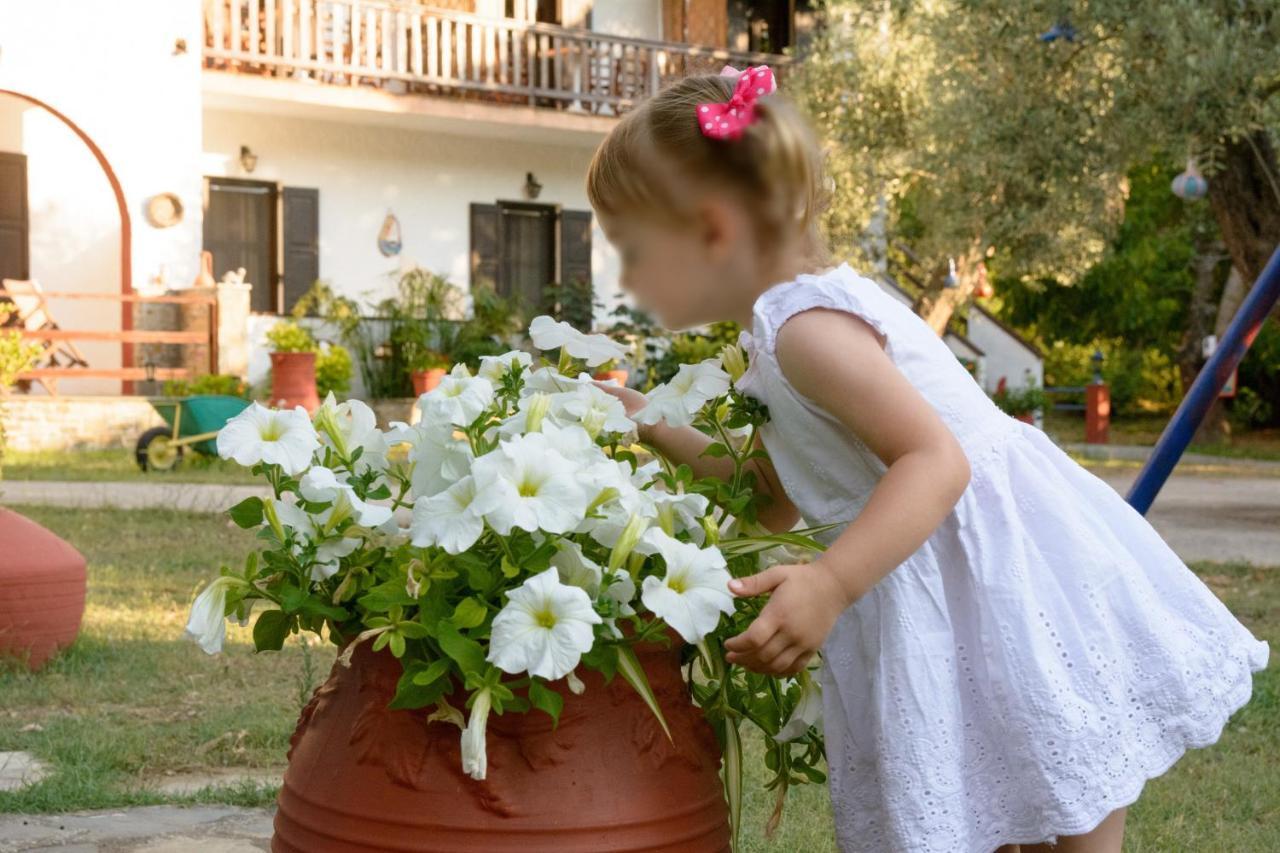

{"left": 204, "top": 0, "right": 789, "bottom": 115}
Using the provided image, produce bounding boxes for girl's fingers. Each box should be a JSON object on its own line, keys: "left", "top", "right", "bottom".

{"left": 724, "top": 614, "right": 776, "bottom": 654}
{"left": 737, "top": 632, "right": 791, "bottom": 671}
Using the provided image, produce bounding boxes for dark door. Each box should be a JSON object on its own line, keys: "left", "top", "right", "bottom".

{"left": 204, "top": 178, "right": 278, "bottom": 313}
{"left": 498, "top": 202, "right": 556, "bottom": 315}
{"left": 0, "top": 152, "right": 29, "bottom": 282}
{"left": 282, "top": 187, "right": 320, "bottom": 314}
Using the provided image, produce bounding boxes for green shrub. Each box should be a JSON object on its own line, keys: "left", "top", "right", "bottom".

{"left": 316, "top": 343, "right": 353, "bottom": 398}
{"left": 1043, "top": 340, "right": 1181, "bottom": 415}
{"left": 162, "top": 374, "right": 251, "bottom": 398}
{"left": 265, "top": 320, "right": 318, "bottom": 353}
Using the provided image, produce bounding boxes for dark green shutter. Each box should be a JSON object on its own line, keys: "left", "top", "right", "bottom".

{"left": 559, "top": 209, "right": 593, "bottom": 330}
{"left": 0, "top": 153, "right": 28, "bottom": 282}
{"left": 282, "top": 187, "right": 319, "bottom": 314}
{"left": 470, "top": 203, "right": 501, "bottom": 292}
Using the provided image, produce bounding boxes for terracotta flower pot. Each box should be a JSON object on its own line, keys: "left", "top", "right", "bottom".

{"left": 411, "top": 367, "right": 448, "bottom": 397}
{"left": 273, "top": 637, "right": 730, "bottom": 852}
{"left": 0, "top": 508, "right": 86, "bottom": 671}
{"left": 270, "top": 351, "right": 320, "bottom": 413}
{"left": 592, "top": 368, "right": 629, "bottom": 386}
{"left": 1015, "top": 412, "right": 1035, "bottom": 424}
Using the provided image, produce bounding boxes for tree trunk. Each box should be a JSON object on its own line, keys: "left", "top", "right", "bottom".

{"left": 1178, "top": 248, "right": 1230, "bottom": 444}
{"left": 1206, "top": 130, "right": 1280, "bottom": 304}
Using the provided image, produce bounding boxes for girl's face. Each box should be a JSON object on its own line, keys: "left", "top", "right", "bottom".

{"left": 598, "top": 198, "right": 754, "bottom": 330}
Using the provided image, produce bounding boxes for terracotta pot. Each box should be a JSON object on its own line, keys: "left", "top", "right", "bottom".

{"left": 0, "top": 508, "right": 86, "bottom": 671}
{"left": 273, "top": 637, "right": 730, "bottom": 852}
{"left": 1015, "top": 412, "right": 1035, "bottom": 424}
{"left": 592, "top": 368, "right": 629, "bottom": 386}
{"left": 270, "top": 351, "right": 320, "bottom": 413}
{"left": 411, "top": 367, "right": 448, "bottom": 397}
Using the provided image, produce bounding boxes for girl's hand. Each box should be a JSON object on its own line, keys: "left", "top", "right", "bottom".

{"left": 723, "top": 560, "right": 850, "bottom": 675}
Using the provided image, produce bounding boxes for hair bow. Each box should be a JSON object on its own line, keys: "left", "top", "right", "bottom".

{"left": 696, "top": 65, "right": 777, "bottom": 141}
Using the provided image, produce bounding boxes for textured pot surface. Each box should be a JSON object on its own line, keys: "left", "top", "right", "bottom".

{"left": 411, "top": 367, "right": 448, "bottom": 397}
{"left": 0, "top": 508, "right": 87, "bottom": 670}
{"left": 273, "top": 640, "right": 730, "bottom": 852}
{"left": 270, "top": 351, "right": 320, "bottom": 413}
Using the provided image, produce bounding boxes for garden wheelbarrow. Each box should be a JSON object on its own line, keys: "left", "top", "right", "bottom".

{"left": 135, "top": 395, "right": 250, "bottom": 471}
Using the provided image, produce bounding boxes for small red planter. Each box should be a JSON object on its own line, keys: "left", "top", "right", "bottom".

{"left": 273, "top": 636, "right": 730, "bottom": 852}
{"left": 0, "top": 508, "right": 86, "bottom": 671}
{"left": 411, "top": 367, "right": 448, "bottom": 397}
{"left": 1015, "top": 413, "right": 1035, "bottom": 424}
{"left": 270, "top": 351, "right": 320, "bottom": 413}
{"left": 593, "top": 368, "right": 629, "bottom": 386}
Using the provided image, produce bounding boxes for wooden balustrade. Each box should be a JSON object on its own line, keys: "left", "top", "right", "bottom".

{"left": 204, "top": 0, "right": 787, "bottom": 115}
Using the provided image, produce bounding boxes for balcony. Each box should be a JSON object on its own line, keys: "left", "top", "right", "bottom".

{"left": 203, "top": 0, "right": 789, "bottom": 129}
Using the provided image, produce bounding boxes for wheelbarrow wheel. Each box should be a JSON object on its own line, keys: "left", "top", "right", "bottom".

{"left": 136, "top": 427, "right": 183, "bottom": 472}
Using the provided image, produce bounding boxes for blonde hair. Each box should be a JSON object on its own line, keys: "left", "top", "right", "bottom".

{"left": 586, "top": 72, "right": 830, "bottom": 267}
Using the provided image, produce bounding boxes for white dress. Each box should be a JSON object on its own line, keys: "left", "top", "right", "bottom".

{"left": 733, "top": 263, "right": 1270, "bottom": 853}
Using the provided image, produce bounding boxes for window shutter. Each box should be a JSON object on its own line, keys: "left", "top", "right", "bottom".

{"left": 559, "top": 209, "right": 593, "bottom": 330}
{"left": 0, "top": 153, "right": 30, "bottom": 282}
{"left": 282, "top": 187, "right": 320, "bottom": 314}
{"left": 470, "top": 202, "right": 501, "bottom": 293}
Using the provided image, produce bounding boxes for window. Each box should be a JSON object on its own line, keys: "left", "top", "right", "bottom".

{"left": 0, "top": 152, "right": 29, "bottom": 282}
{"left": 470, "top": 202, "right": 593, "bottom": 328}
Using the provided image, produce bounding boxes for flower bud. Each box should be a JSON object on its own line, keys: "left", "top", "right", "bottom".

{"left": 523, "top": 393, "right": 552, "bottom": 433}
{"left": 719, "top": 343, "right": 747, "bottom": 382}
{"left": 608, "top": 513, "right": 649, "bottom": 572}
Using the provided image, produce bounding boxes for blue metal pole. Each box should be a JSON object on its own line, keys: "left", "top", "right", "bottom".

{"left": 1127, "top": 245, "right": 1280, "bottom": 514}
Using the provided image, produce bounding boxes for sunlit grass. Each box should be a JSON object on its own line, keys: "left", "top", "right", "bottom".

{"left": 2, "top": 447, "right": 257, "bottom": 484}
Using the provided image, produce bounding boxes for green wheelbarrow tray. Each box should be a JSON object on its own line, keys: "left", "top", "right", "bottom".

{"left": 135, "top": 395, "right": 252, "bottom": 471}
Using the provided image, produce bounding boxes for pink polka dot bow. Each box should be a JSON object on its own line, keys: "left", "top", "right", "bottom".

{"left": 696, "top": 65, "right": 777, "bottom": 141}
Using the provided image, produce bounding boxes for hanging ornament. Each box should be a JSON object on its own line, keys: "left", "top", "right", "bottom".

{"left": 1038, "top": 19, "right": 1077, "bottom": 43}
{"left": 377, "top": 212, "right": 403, "bottom": 257}
{"left": 1171, "top": 158, "right": 1208, "bottom": 201}
{"left": 943, "top": 257, "right": 959, "bottom": 289}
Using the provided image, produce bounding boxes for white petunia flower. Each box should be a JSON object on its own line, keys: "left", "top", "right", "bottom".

{"left": 653, "top": 490, "right": 711, "bottom": 543}
{"left": 405, "top": 421, "right": 474, "bottom": 498}
{"left": 418, "top": 364, "right": 495, "bottom": 427}
{"left": 775, "top": 669, "right": 824, "bottom": 742}
{"left": 488, "top": 568, "right": 602, "bottom": 680}
{"left": 299, "top": 466, "right": 393, "bottom": 528}
{"left": 640, "top": 529, "right": 735, "bottom": 644}
{"left": 217, "top": 402, "right": 319, "bottom": 475}
{"left": 470, "top": 432, "right": 590, "bottom": 535}
{"left": 549, "top": 383, "right": 634, "bottom": 438}
{"left": 522, "top": 366, "right": 598, "bottom": 395}
{"left": 314, "top": 393, "right": 390, "bottom": 473}
{"left": 633, "top": 359, "right": 731, "bottom": 428}
{"left": 529, "top": 315, "right": 628, "bottom": 367}
{"left": 551, "top": 540, "right": 636, "bottom": 615}
{"left": 410, "top": 475, "right": 485, "bottom": 554}
{"left": 184, "top": 575, "right": 246, "bottom": 654}
{"left": 478, "top": 350, "right": 533, "bottom": 383}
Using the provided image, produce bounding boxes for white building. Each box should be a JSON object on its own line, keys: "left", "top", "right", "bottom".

{"left": 0, "top": 0, "right": 797, "bottom": 398}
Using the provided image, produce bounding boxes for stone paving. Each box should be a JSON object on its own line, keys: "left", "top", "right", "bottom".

{"left": 0, "top": 806, "right": 273, "bottom": 852}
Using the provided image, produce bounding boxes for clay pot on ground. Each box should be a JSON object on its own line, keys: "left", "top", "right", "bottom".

{"left": 270, "top": 351, "right": 319, "bottom": 412}
{"left": 411, "top": 367, "right": 448, "bottom": 397}
{"left": 1015, "top": 413, "right": 1035, "bottom": 425}
{"left": 273, "top": 635, "right": 730, "bottom": 852}
{"left": 0, "top": 508, "right": 87, "bottom": 671}
{"left": 592, "top": 368, "right": 629, "bottom": 386}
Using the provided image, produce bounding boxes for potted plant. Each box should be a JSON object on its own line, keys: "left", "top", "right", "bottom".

{"left": 265, "top": 320, "right": 321, "bottom": 412}
{"left": 408, "top": 349, "right": 450, "bottom": 396}
{"left": 190, "top": 317, "right": 830, "bottom": 851}
{"left": 992, "top": 379, "right": 1048, "bottom": 424}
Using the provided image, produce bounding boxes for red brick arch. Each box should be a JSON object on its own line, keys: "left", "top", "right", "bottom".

{"left": 0, "top": 89, "right": 134, "bottom": 390}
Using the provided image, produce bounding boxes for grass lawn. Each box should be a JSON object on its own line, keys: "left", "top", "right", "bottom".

{"left": 1, "top": 448, "right": 259, "bottom": 485}
{"left": 1044, "top": 411, "right": 1280, "bottom": 462}
{"left": 1, "top": 507, "right": 1275, "bottom": 851}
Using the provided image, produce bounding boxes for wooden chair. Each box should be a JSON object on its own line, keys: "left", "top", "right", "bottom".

{"left": 1, "top": 279, "right": 90, "bottom": 394}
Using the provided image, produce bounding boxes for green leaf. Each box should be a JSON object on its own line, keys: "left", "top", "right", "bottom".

{"left": 296, "top": 596, "right": 349, "bottom": 621}
{"left": 410, "top": 658, "right": 452, "bottom": 686}
{"left": 358, "top": 579, "right": 417, "bottom": 613}
{"left": 437, "top": 621, "right": 488, "bottom": 676}
{"left": 723, "top": 715, "right": 743, "bottom": 853}
{"left": 700, "top": 442, "right": 731, "bottom": 458}
{"left": 398, "top": 621, "right": 431, "bottom": 639}
{"left": 528, "top": 679, "right": 564, "bottom": 726}
{"left": 465, "top": 562, "right": 493, "bottom": 592}
{"left": 616, "top": 645, "right": 671, "bottom": 742}
{"left": 279, "top": 585, "right": 307, "bottom": 613}
{"left": 388, "top": 631, "right": 406, "bottom": 658}
{"left": 228, "top": 496, "right": 264, "bottom": 529}
{"left": 251, "top": 609, "right": 290, "bottom": 652}
{"left": 451, "top": 597, "right": 488, "bottom": 629}
{"left": 389, "top": 666, "right": 451, "bottom": 710}
{"left": 499, "top": 555, "right": 520, "bottom": 578}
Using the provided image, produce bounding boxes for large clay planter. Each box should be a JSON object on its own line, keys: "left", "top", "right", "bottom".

{"left": 270, "top": 351, "right": 320, "bottom": 412}
{"left": 411, "top": 367, "right": 448, "bottom": 397}
{"left": 593, "top": 368, "right": 629, "bottom": 386}
{"left": 0, "top": 508, "right": 86, "bottom": 671}
{"left": 274, "top": 637, "right": 730, "bottom": 852}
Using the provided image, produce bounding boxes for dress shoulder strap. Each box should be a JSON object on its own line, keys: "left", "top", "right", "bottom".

{"left": 751, "top": 263, "right": 899, "bottom": 357}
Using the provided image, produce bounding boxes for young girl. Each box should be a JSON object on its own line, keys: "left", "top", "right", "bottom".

{"left": 587, "top": 67, "right": 1270, "bottom": 853}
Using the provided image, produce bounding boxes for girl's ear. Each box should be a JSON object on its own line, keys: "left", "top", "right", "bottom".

{"left": 696, "top": 194, "right": 743, "bottom": 264}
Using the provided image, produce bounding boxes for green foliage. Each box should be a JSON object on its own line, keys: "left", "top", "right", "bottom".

{"left": 0, "top": 307, "right": 45, "bottom": 477}
{"left": 541, "top": 280, "right": 596, "bottom": 332}
{"left": 607, "top": 304, "right": 741, "bottom": 389}
{"left": 1043, "top": 340, "right": 1182, "bottom": 415}
{"left": 991, "top": 384, "right": 1048, "bottom": 417}
{"left": 315, "top": 343, "right": 352, "bottom": 398}
{"left": 1233, "top": 322, "right": 1280, "bottom": 427}
{"left": 264, "top": 320, "right": 317, "bottom": 354}
{"left": 161, "top": 374, "right": 251, "bottom": 399}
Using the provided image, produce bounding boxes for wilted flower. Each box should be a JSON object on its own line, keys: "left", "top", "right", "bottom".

{"left": 488, "top": 568, "right": 602, "bottom": 680}
{"left": 461, "top": 687, "right": 492, "bottom": 780}
{"left": 217, "top": 403, "right": 319, "bottom": 475}
{"left": 184, "top": 575, "right": 248, "bottom": 654}
{"left": 529, "top": 315, "right": 628, "bottom": 367}
{"left": 775, "top": 669, "right": 823, "bottom": 742}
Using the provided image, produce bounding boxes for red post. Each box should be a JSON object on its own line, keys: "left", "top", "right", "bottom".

{"left": 1085, "top": 383, "right": 1110, "bottom": 444}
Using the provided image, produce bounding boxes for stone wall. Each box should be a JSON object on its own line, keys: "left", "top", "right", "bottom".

{"left": 2, "top": 397, "right": 164, "bottom": 453}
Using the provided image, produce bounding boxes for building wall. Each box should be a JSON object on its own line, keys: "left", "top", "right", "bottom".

{"left": 968, "top": 310, "right": 1043, "bottom": 393}
{"left": 0, "top": 0, "right": 205, "bottom": 394}
{"left": 591, "top": 0, "right": 663, "bottom": 40}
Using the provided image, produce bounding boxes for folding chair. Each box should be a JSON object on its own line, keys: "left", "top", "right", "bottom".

{"left": 1, "top": 278, "right": 90, "bottom": 394}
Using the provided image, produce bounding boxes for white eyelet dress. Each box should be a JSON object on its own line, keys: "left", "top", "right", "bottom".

{"left": 733, "top": 263, "right": 1270, "bottom": 853}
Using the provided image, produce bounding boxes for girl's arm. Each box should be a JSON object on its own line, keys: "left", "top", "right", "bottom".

{"left": 723, "top": 308, "right": 971, "bottom": 675}
{"left": 595, "top": 383, "right": 801, "bottom": 533}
